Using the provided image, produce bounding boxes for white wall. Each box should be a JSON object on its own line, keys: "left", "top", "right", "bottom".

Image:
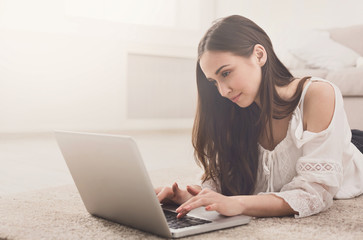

{"left": 0, "top": 0, "right": 215, "bottom": 133}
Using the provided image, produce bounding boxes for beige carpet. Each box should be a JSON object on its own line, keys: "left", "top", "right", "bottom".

{"left": 1, "top": 168, "right": 363, "bottom": 240}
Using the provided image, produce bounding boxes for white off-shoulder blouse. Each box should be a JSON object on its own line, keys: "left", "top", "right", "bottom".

{"left": 201, "top": 77, "right": 363, "bottom": 218}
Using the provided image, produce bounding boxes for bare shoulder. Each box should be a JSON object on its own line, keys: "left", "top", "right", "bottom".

{"left": 303, "top": 81, "right": 335, "bottom": 132}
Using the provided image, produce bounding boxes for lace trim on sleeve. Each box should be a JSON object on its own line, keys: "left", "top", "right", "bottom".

{"left": 298, "top": 162, "right": 342, "bottom": 173}
{"left": 259, "top": 181, "right": 335, "bottom": 218}
{"left": 274, "top": 190, "right": 325, "bottom": 218}
{"left": 296, "top": 159, "right": 343, "bottom": 188}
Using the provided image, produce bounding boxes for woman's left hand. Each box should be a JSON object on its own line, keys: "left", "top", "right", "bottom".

{"left": 175, "top": 188, "right": 245, "bottom": 218}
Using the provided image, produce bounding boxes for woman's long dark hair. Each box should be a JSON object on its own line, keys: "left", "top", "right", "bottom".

{"left": 192, "top": 15, "right": 310, "bottom": 196}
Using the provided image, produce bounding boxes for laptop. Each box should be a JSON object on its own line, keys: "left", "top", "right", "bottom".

{"left": 55, "top": 130, "right": 251, "bottom": 238}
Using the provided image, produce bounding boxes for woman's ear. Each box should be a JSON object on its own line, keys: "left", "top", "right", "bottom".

{"left": 254, "top": 44, "right": 267, "bottom": 67}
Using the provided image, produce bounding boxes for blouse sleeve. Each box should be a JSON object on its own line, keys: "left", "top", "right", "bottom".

{"left": 264, "top": 84, "right": 349, "bottom": 218}
{"left": 201, "top": 178, "right": 219, "bottom": 192}
{"left": 199, "top": 170, "right": 221, "bottom": 192}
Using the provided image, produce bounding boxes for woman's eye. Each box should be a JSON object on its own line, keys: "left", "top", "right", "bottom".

{"left": 222, "top": 71, "right": 230, "bottom": 77}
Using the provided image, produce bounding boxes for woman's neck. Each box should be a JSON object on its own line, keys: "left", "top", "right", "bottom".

{"left": 254, "top": 78, "right": 300, "bottom": 109}
{"left": 275, "top": 78, "right": 301, "bottom": 101}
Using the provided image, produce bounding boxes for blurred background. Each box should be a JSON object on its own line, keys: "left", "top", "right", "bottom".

{"left": 1, "top": 0, "right": 362, "bottom": 133}
{"left": 0, "top": 0, "right": 362, "bottom": 194}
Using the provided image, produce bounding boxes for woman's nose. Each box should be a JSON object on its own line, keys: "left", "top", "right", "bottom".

{"left": 217, "top": 82, "right": 232, "bottom": 97}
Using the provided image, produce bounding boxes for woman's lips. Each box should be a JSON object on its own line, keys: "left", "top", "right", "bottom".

{"left": 231, "top": 93, "right": 242, "bottom": 103}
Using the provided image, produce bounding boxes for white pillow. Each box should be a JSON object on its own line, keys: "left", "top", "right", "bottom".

{"left": 357, "top": 56, "right": 363, "bottom": 68}
{"left": 275, "top": 28, "right": 323, "bottom": 70}
{"left": 279, "top": 51, "right": 308, "bottom": 69}
{"left": 289, "top": 31, "right": 360, "bottom": 70}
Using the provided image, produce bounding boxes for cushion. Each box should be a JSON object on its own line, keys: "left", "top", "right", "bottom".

{"left": 277, "top": 29, "right": 329, "bottom": 70}
{"left": 328, "top": 25, "right": 363, "bottom": 56}
{"left": 280, "top": 52, "right": 308, "bottom": 70}
{"left": 357, "top": 57, "right": 363, "bottom": 68}
{"left": 289, "top": 31, "right": 360, "bottom": 70}
{"left": 290, "top": 68, "right": 329, "bottom": 79}
{"left": 326, "top": 67, "right": 363, "bottom": 96}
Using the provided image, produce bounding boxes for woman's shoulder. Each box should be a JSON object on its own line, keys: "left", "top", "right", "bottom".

{"left": 302, "top": 80, "right": 335, "bottom": 132}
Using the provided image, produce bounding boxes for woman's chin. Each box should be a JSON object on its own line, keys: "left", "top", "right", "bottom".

{"left": 235, "top": 99, "right": 253, "bottom": 108}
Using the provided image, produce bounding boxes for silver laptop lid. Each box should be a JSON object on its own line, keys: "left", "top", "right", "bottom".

{"left": 55, "top": 130, "right": 172, "bottom": 238}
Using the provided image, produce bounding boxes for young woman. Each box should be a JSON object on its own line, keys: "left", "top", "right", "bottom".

{"left": 155, "top": 15, "right": 363, "bottom": 219}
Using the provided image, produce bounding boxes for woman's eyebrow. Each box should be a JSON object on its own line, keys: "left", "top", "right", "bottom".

{"left": 215, "top": 64, "right": 230, "bottom": 75}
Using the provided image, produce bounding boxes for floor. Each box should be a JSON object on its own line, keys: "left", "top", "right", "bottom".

{"left": 0, "top": 130, "right": 199, "bottom": 196}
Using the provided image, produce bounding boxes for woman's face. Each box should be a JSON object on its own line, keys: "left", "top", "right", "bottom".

{"left": 199, "top": 45, "right": 266, "bottom": 108}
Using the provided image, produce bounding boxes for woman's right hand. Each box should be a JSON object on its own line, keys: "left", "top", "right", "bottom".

{"left": 155, "top": 182, "right": 201, "bottom": 205}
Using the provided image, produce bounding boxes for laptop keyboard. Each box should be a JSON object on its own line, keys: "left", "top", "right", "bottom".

{"left": 163, "top": 209, "right": 212, "bottom": 229}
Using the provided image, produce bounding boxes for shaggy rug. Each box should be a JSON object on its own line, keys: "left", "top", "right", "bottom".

{"left": 1, "top": 168, "right": 363, "bottom": 240}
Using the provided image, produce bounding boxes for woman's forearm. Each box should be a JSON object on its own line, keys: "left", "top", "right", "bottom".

{"left": 232, "top": 194, "right": 298, "bottom": 217}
